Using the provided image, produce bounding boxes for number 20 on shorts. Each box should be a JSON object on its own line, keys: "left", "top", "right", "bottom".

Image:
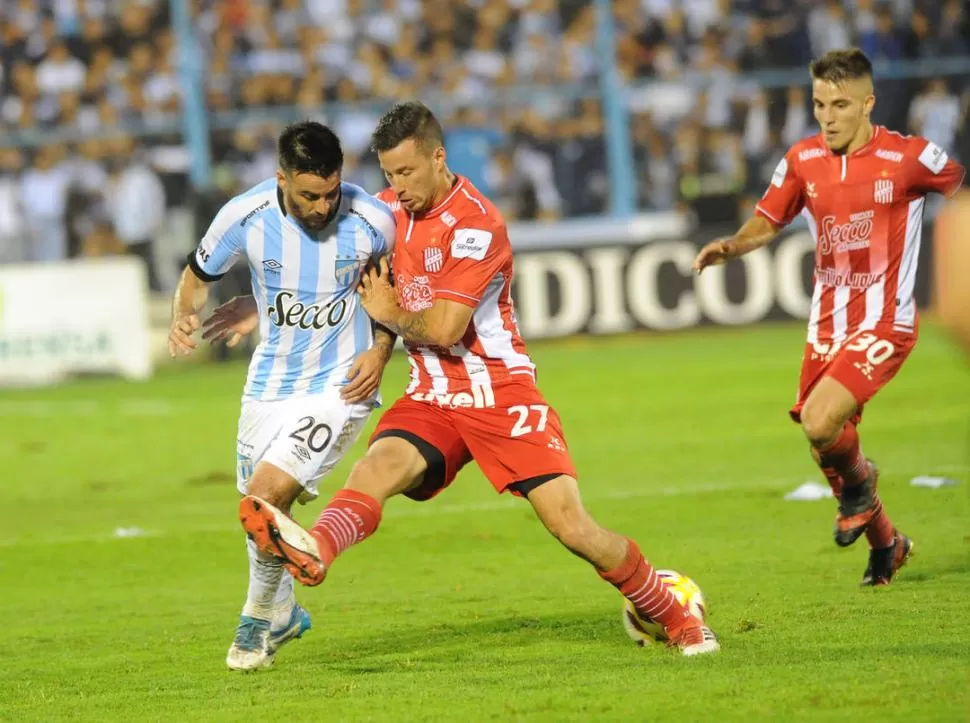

{"left": 508, "top": 404, "right": 549, "bottom": 438}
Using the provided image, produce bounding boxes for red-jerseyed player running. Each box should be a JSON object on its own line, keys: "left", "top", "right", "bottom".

{"left": 693, "top": 49, "right": 966, "bottom": 586}
{"left": 239, "top": 101, "right": 719, "bottom": 656}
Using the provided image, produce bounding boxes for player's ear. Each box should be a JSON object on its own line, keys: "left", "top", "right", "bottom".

{"left": 276, "top": 169, "right": 287, "bottom": 189}
{"left": 432, "top": 145, "right": 446, "bottom": 171}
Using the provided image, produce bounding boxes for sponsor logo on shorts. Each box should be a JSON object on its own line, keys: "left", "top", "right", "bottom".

{"left": 547, "top": 436, "right": 565, "bottom": 452}
{"left": 854, "top": 360, "right": 875, "bottom": 380}
{"left": 409, "top": 384, "right": 496, "bottom": 409}
{"left": 292, "top": 445, "right": 311, "bottom": 463}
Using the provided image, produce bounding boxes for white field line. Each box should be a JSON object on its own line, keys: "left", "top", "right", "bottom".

{"left": 1, "top": 465, "right": 966, "bottom": 550}
{"left": 0, "top": 480, "right": 764, "bottom": 549}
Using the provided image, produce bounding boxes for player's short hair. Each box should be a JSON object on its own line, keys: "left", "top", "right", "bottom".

{"left": 809, "top": 49, "right": 873, "bottom": 84}
{"left": 278, "top": 121, "right": 343, "bottom": 178}
{"left": 371, "top": 101, "right": 444, "bottom": 155}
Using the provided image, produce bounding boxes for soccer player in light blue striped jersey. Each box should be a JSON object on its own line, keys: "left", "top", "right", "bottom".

{"left": 168, "top": 122, "right": 396, "bottom": 671}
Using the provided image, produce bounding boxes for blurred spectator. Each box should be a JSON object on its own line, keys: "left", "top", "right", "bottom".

{"left": 21, "top": 145, "right": 72, "bottom": 262}
{"left": 908, "top": 79, "right": 962, "bottom": 157}
{"left": 1, "top": 0, "right": 967, "bottom": 253}
{"left": 104, "top": 137, "right": 167, "bottom": 291}
{"left": 0, "top": 148, "right": 27, "bottom": 264}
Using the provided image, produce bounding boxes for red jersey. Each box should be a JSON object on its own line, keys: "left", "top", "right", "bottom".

{"left": 377, "top": 177, "right": 535, "bottom": 402}
{"left": 756, "top": 126, "right": 965, "bottom": 345}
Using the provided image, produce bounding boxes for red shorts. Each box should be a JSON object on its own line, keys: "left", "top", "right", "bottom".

{"left": 789, "top": 327, "right": 917, "bottom": 425}
{"left": 370, "top": 379, "right": 577, "bottom": 500}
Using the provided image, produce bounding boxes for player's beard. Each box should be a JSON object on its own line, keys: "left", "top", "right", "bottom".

{"left": 287, "top": 191, "right": 334, "bottom": 231}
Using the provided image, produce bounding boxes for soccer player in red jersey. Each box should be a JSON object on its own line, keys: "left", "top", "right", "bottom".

{"left": 693, "top": 49, "right": 966, "bottom": 586}
{"left": 239, "top": 101, "right": 719, "bottom": 656}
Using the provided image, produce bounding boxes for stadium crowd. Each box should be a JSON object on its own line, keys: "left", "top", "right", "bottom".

{"left": 0, "top": 0, "right": 968, "bottom": 275}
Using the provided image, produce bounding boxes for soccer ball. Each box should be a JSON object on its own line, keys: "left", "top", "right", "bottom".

{"left": 621, "top": 569, "right": 708, "bottom": 645}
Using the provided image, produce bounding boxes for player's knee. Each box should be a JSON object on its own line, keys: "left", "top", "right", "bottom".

{"left": 345, "top": 438, "right": 425, "bottom": 504}
{"left": 800, "top": 406, "right": 840, "bottom": 449}
{"left": 247, "top": 462, "right": 302, "bottom": 510}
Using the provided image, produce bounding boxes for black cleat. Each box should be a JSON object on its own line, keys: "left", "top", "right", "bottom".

{"left": 833, "top": 462, "right": 879, "bottom": 547}
{"left": 861, "top": 531, "right": 914, "bottom": 586}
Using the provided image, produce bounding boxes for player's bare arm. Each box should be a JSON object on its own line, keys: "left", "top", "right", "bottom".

{"left": 201, "top": 295, "right": 259, "bottom": 348}
{"left": 692, "top": 215, "right": 780, "bottom": 274}
{"left": 341, "top": 326, "right": 396, "bottom": 402}
{"left": 168, "top": 266, "right": 212, "bottom": 357}
{"left": 934, "top": 189, "right": 970, "bottom": 353}
{"left": 358, "top": 257, "right": 473, "bottom": 347}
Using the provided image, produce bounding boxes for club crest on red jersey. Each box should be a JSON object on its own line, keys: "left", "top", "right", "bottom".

{"left": 874, "top": 179, "right": 894, "bottom": 205}
{"left": 424, "top": 246, "right": 443, "bottom": 273}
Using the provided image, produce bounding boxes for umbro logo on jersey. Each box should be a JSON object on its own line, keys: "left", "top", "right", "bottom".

{"left": 263, "top": 259, "right": 282, "bottom": 272}
{"left": 441, "top": 211, "right": 458, "bottom": 227}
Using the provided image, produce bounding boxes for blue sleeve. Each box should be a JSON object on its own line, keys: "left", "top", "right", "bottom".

{"left": 189, "top": 205, "right": 245, "bottom": 281}
{"left": 353, "top": 195, "right": 396, "bottom": 258}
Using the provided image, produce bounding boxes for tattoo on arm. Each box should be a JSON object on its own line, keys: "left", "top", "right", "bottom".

{"left": 383, "top": 310, "right": 441, "bottom": 346}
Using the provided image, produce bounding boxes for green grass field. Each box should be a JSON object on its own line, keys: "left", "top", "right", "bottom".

{"left": 1, "top": 322, "right": 968, "bottom": 722}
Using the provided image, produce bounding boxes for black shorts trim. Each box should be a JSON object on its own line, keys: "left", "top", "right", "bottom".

{"left": 508, "top": 473, "right": 561, "bottom": 498}
{"left": 370, "top": 429, "right": 446, "bottom": 502}
{"left": 186, "top": 251, "right": 226, "bottom": 282}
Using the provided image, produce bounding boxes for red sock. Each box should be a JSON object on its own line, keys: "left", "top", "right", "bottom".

{"left": 599, "top": 539, "right": 692, "bottom": 632}
{"left": 865, "top": 497, "right": 896, "bottom": 549}
{"left": 310, "top": 489, "right": 382, "bottom": 566}
{"left": 820, "top": 466, "right": 844, "bottom": 499}
{"left": 818, "top": 423, "right": 870, "bottom": 487}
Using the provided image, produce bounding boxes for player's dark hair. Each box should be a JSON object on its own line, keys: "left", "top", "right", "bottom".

{"left": 371, "top": 101, "right": 444, "bottom": 154}
{"left": 809, "top": 48, "right": 873, "bottom": 84}
{"left": 278, "top": 121, "right": 343, "bottom": 178}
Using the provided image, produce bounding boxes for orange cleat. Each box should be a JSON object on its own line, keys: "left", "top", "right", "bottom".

{"left": 239, "top": 496, "right": 327, "bottom": 587}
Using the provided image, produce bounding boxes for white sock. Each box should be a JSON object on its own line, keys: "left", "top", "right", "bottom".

{"left": 242, "top": 537, "right": 284, "bottom": 620}
{"left": 271, "top": 572, "right": 297, "bottom": 629}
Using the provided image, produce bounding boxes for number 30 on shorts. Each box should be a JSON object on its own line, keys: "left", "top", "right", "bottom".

{"left": 289, "top": 416, "right": 333, "bottom": 452}
{"left": 508, "top": 404, "right": 549, "bottom": 438}
{"left": 845, "top": 333, "right": 895, "bottom": 365}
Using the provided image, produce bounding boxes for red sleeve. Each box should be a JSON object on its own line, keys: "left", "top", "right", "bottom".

{"left": 754, "top": 149, "right": 805, "bottom": 227}
{"left": 377, "top": 188, "right": 396, "bottom": 205}
{"left": 908, "top": 138, "right": 966, "bottom": 198}
{"left": 434, "top": 217, "right": 509, "bottom": 308}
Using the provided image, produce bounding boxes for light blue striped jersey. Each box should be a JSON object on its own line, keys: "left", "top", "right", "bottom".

{"left": 191, "top": 179, "right": 395, "bottom": 402}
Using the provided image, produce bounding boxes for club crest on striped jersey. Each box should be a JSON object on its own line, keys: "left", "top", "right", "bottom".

{"left": 424, "top": 246, "right": 443, "bottom": 273}
{"left": 335, "top": 257, "right": 363, "bottom": 285}
{"left": 873, "top": 179, "right": 893, "bottom": 204}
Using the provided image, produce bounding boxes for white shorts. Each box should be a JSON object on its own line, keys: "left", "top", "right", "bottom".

{"left": 236, "top": 388, "right": 374, "bottom": 501}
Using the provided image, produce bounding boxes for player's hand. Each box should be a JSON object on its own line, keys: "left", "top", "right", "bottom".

{"left": 201, "top": 295, "right": 259, "bottom": 348}
{"left": 168, "top": 312, "right": 200, "bottom": 358}
{"left": 692, "top": 238, "right": 735, "bottom": 274}
{"left": 341, "top": 343, "right": 392, "bottom": 403}
{"left": 357, "top": 256, "right": 399, "bottom": 324}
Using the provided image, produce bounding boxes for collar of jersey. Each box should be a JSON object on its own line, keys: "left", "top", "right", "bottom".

{"left": 822, "top": 125, "right": 883, "bottom": 158}
{"left": 413, "top": 175, "right": 466, "bottom": 219}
